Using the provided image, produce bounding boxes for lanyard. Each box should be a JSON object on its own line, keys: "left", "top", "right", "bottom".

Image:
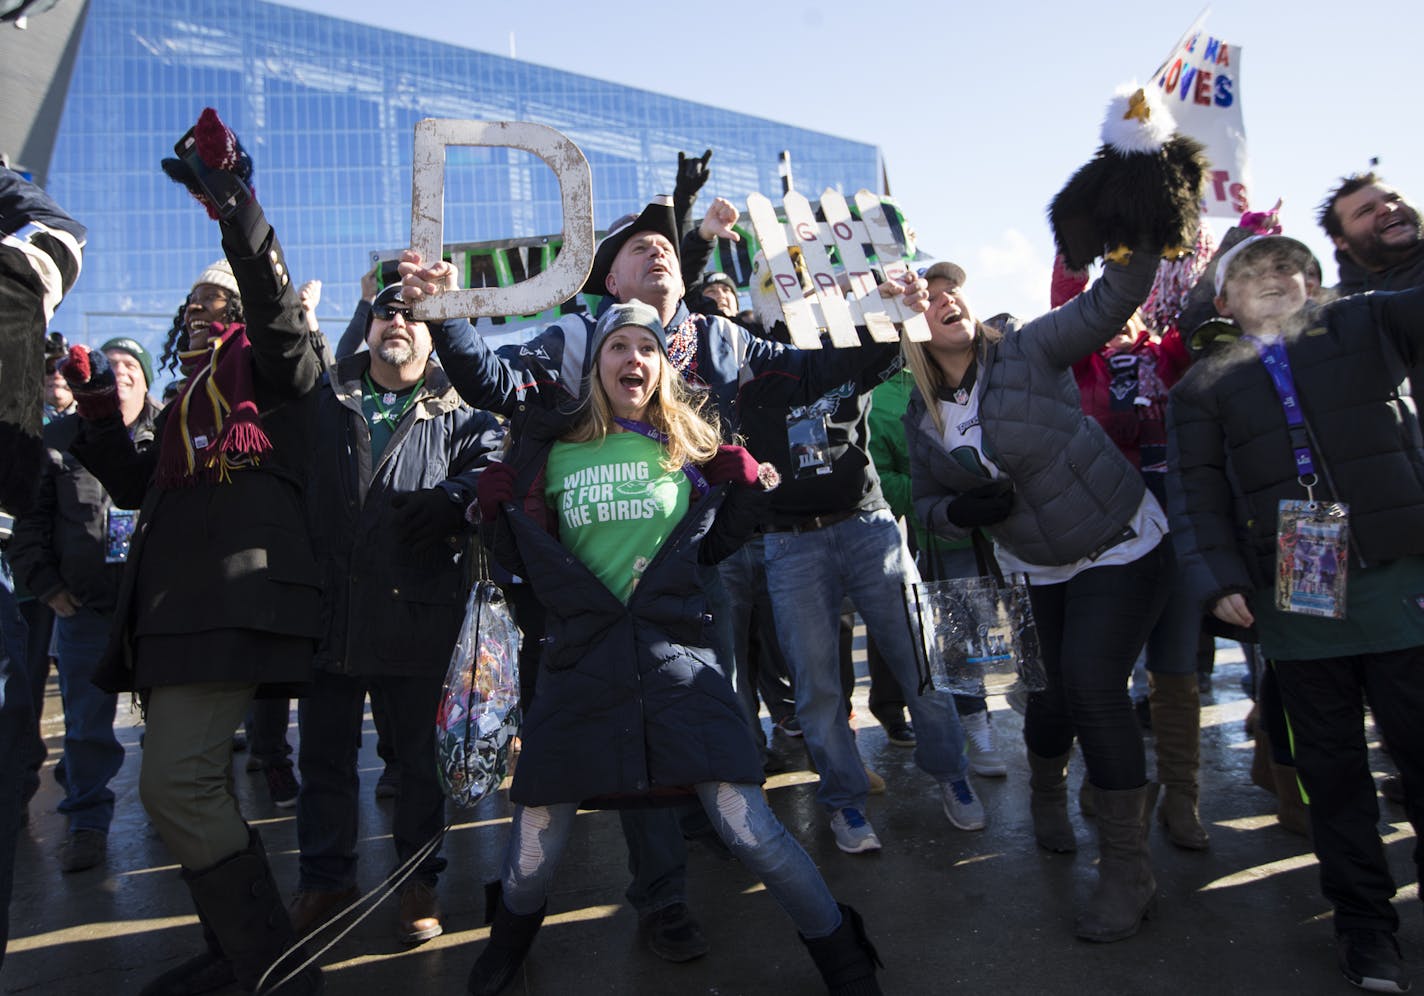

{"left": 364, "top": 373, "right": 423, "bottom": 427}
{"left": 1244, "top": 336, "right": 1316, "bottom": 483}
{"left": 613, "top": 417, "right": 710, "bottom": 496}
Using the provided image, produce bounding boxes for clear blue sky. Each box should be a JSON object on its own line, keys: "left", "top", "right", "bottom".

{"left": 283, "top": 0, "right": 1421, "bottom": 321}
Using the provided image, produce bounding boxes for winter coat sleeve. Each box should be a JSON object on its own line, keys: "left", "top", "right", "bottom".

{"left": 905, "top": 395, "right": 976, "bottom": 547}
{"left": 7, "top": 447, "right": 64, "bottom": 602}
{"left": 1017, "top": 248, "right": 1159, "bottom": 371}
{"left": 734, "top": 323, "right": 901, "bottom": 409}
{"left": 68, "top": 413, "right": 158, "bottom": 511}
{"left": 866, "top": 384, "right": 912, "bottom": 521}
{"left": 335, "top": 300, "right": 369, "bottom": 361}
{"left": 219, "top": 199, "right": 321, "bottom": 399}
{"left": 699, "top": 484, "right": 770, "bottom": 566}
{"left": 439, "top": 409, "right": 505, "bottom": 506}
{"left": 1373, "top": 284, "right": 1424, "bottom": 364}
{"left": 1165, "top": 377, "right": 1254, "bottom": 613}
{"left": 430, "top": 318, "right": 578, "bottom": 418}
{"left": 679, "top": 230, "right": 716, "bottom": 290}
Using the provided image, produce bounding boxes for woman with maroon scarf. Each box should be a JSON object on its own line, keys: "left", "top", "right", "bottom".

{"left": 60, "top": 110, "right": 324, "bottom": 995}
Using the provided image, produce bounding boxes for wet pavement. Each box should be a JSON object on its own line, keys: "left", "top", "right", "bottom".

{"left": 3, "top": 644, "right": 1419, "bottom": 995}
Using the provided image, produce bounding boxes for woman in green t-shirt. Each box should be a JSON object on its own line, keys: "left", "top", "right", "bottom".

{"left": 467, "top": 300, "right": 882, "bottom": 996}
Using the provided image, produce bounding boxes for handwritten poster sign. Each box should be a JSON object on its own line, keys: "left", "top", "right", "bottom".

{"left": 1150, "top": 15, "right": 1251, "bottom": 217}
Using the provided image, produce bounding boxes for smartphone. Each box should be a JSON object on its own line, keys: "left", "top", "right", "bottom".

{"left": 174, "top": 127, "right": 250, "bottom": 219}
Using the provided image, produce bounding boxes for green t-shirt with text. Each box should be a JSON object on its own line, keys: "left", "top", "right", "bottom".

{"left": 545, "top": 432, "right": 690, "bottom": 602}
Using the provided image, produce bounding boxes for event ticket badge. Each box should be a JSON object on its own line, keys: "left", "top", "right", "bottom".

{"left": 104, "top": 508, "right": 137, "bottom": 564}
{"left": 1275, "top": 499, "right": 1350, "bottom": 619}
{"left": 905, "top": 574, "right": 1047, "bottom": 697}
{"left": 786, "top": 412, "right": 833, "bottom": 479}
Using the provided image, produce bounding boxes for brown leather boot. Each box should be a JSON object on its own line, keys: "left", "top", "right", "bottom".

{"left": 1027, "top": 751, "right": 1077, "bottom": 853}
{"left": 1075, "top": 784, "right": 1159, "bottom": 943}
{"left": 1149, "top": 672, "right": 1210, "bottom": 850}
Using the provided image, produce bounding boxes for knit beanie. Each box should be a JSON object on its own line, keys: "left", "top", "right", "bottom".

{"left": 591, "top": 299, "right": 667, "bottom": 357}
{"left": 100, "top": 336, "right": 155, "bottom": 389}
{"left": 191, "top": 258, "right": 240, "bottom": 299}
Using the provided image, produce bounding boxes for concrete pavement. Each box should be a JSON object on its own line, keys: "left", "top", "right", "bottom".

{"left": 3, "top": 646, "right": 1418, "bottom": 995}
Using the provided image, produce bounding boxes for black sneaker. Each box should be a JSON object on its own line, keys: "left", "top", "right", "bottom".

{"left": 1339, "top": 928, "right": 1411, "bottom": 993}
{"left": 264, "top": 764, "right": 300, "bottom": 809}
{"left": 640, "top": 902, "right": 709, "bottom": 962}
{"left": 881, "top": 718, "right": 916, "bottom": 748}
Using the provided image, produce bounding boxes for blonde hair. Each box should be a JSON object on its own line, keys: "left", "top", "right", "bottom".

{"left": 901, "top": 321, "right": 1002, "bottom": 435}
{"left": 566, "top": 344, "right": 721, "bottom": 472}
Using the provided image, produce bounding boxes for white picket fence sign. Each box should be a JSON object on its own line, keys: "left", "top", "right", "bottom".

{"left": 745, "top": 188, "right": 929, "bottom": 349}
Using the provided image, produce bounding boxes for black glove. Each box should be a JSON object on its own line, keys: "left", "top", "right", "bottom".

{"left": 161, "top": 108, "right": 254, "bottom": 221}
{"left": 673, "top": 149, "right": 712, "bottom": 227}
{"left": 943, "top": 480, "right": 1014, "bottom": 528}
{"left": 390, "top": 487, "right": 467, "bottom": 549}
{"left": 60, "top": 345, "right": 119, "bottom": 421}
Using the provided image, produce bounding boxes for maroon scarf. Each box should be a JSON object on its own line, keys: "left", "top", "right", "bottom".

{"left": 156, "top": 322, "right": 272, "bottom": 488}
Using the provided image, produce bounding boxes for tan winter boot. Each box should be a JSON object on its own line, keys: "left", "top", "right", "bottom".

{"left": 1148, "top": 672, "right": 1210, "bottom": 850}
{"left": 1074, "top": 783, "right": 1159, "bottom": 943}
{"left": 1271, "top": 761, "right": 1312, "bottom": 838}
{"left": 1027, "top": 751, "right": 1077, "bottom": 853}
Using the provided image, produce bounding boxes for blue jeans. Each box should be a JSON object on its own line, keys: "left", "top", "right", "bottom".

{"left": 503, "top": 782, "right": 841, "bottom": 938}
{"left": 53, "top": 607, "right": 123, "bottom": 833}
{"left": 763, "top": 508, "right": 969, "bottom": 812}
{"left": 718, "top": 535, "right": 797, "bottom": 746}
{"left": 297, "top": 669, "right": 448, "bottom": 890}
{"left": 0, "top": 555, "right": 34, "bottom": 969}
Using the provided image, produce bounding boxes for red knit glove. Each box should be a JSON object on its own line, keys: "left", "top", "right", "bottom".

{"left": 1050, "top": 254, "right": 1089, "bottom": 309}
{"left": 60, "top": 345, "right": 120, "bottom": 421}
{"left": 475, "top": 461, "right": 517, "bottom": 524}
{"left": 702, "top": 444, "right": 760, "bottom": 488}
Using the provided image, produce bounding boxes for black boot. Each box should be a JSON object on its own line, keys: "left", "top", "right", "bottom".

{"left": 800, "top": 903, "right": 883, "bottom": 996}
{"left": 182, "top": 830, "right": 322, "bottom": 994}
{"left": 467, "top": 881, "right": 546, "bottom": 996}
{"left": 138, "top": 912, "right": 236, "bottom": 996}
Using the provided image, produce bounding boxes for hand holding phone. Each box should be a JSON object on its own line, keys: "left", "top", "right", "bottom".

{"left": 160, "top": 108, "right": 253, "bottom": 220}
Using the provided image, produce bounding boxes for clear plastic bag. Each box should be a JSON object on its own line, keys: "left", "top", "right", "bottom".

{"left": 435, "top": 580, "right": 522, "bottom": 807}
{"left": 905, "top": 573, "right": 1046, "bottom": 697}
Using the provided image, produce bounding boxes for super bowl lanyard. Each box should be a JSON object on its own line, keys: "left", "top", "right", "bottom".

{"left": 1244, "top": 336, "right": 1317, "bottom": 495}
{"left": 613, "top": 417, "right": 711, "bottom": 496}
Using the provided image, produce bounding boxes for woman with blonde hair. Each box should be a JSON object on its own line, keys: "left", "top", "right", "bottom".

{"left": 466, "top": 300, "right": 883, "bottom": 996}
{"left": 902, "top": 254, "right": 1169, "bottom": 944}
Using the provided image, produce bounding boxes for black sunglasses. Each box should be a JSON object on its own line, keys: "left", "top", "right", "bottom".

{"left": 373, "top": 303, "right": 414, "bottom": 322}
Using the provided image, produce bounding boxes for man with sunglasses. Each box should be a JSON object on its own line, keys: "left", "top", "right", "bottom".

{"left": 291, "top": 281, "right": 502, "bottom": 945}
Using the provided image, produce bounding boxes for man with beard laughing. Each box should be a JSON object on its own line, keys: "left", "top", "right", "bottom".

{"left": 1319, "top": 172, "right": 1424, "bottom": 294}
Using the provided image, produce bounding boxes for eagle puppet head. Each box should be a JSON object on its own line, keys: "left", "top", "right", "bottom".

{"left": 1048, "top": 82, "right": 1209, "bottom": 271}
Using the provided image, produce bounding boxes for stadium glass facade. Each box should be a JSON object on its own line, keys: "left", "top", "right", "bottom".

{"left": 43, "top": 0, "right": 883, "bottom": 372}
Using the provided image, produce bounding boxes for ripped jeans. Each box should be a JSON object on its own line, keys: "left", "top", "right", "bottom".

{"left": 500, "top": 782, "right": 842, "bottom": 939}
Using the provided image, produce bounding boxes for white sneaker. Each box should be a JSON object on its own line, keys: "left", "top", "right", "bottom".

{"left": 829, "top": 807, "right": 882, "bottom": 854}
{"left": 962, "top": 710, "right": 1008, "bottom": 777}
{"left": 942, "top": 778, "right": 987, "bottom": 831}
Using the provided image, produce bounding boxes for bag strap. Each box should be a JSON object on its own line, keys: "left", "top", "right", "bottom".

{"left": 971, "top": 529, "right": 1006, "bottom": 585}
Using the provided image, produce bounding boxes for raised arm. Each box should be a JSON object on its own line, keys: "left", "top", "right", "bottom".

{"left": 1018, "top": 248, "right": 1160, "bottom": 370}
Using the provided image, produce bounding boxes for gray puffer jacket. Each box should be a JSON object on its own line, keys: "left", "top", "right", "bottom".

{"left": 905, "top": 250, "right": 1159, "bottom": 566}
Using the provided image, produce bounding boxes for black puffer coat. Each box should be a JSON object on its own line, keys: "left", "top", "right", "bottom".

{"left": 1166, "top": 288, "right": 1424, "bottom": 613}
{"left": 488, "top": 407, "right": 763, "bottom": 808}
